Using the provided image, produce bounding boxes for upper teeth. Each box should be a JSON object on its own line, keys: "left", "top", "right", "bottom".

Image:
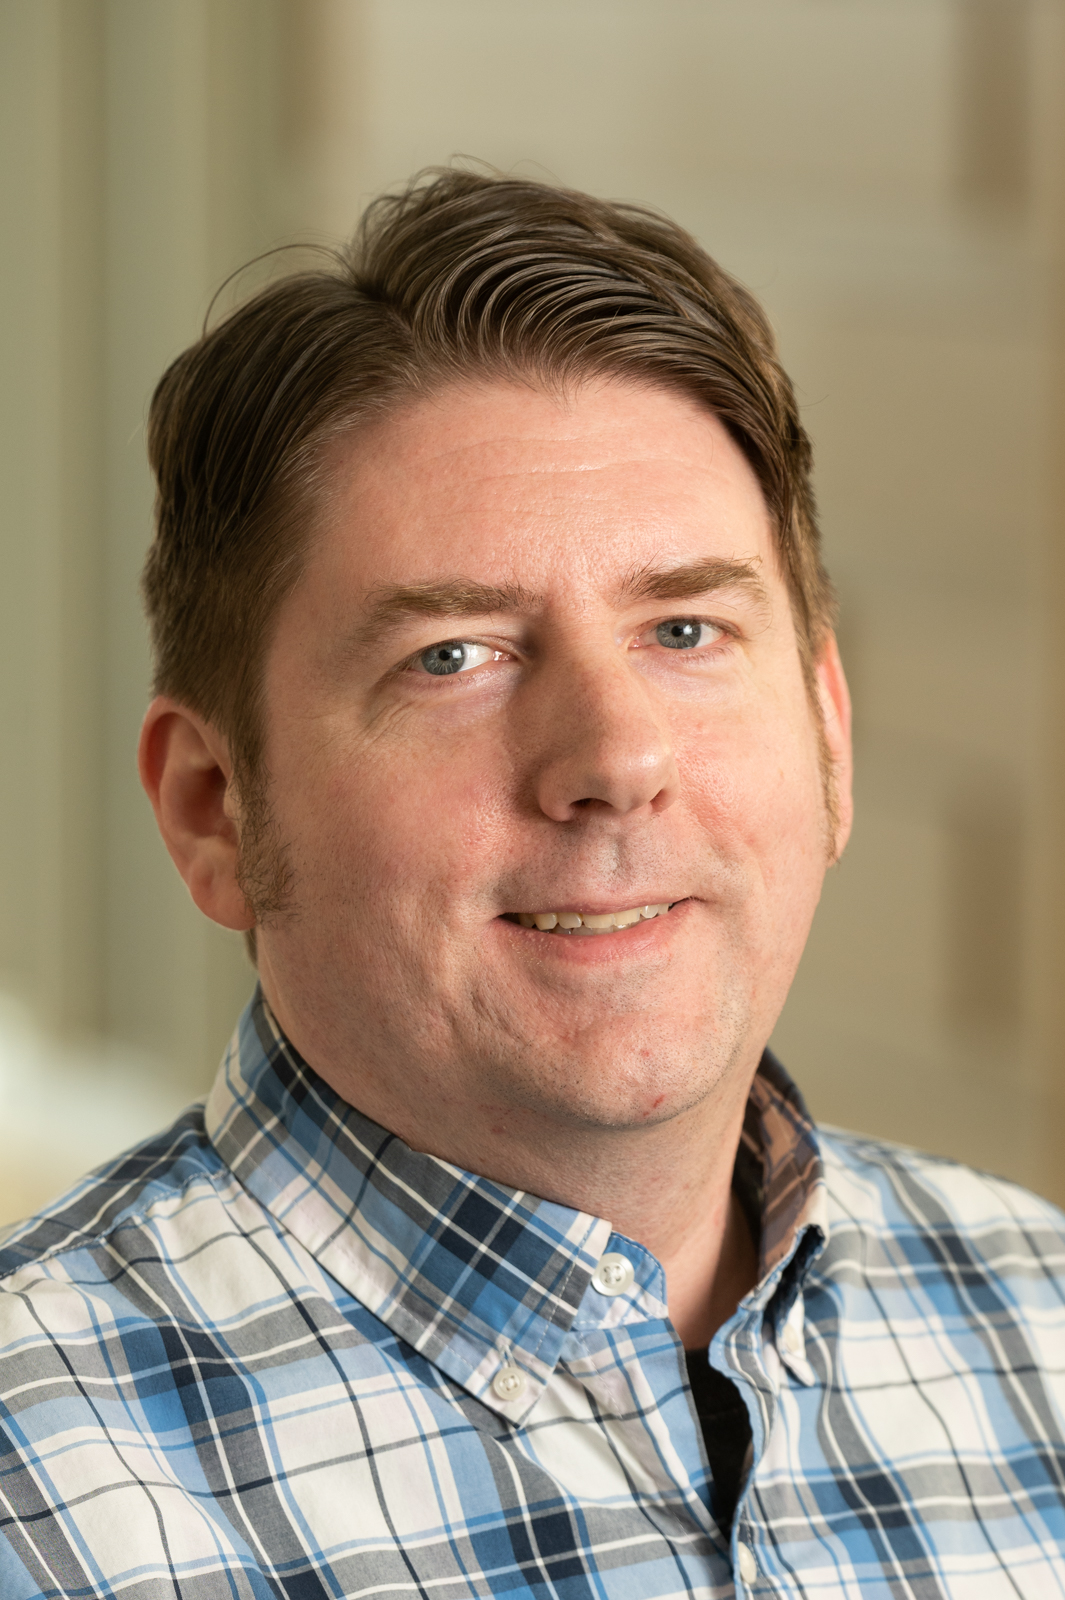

{"left": 515, "top": 904, "right": 671, "bottom": 932}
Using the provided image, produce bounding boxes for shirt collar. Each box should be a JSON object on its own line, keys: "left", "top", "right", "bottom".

{"left": 207, "top": 989, "right": 825, "bottom": 1419}
{"left": 743, "top": 1050, "right": 827, "bottom": 1281}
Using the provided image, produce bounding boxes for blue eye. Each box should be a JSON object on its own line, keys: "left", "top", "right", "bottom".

{"left": 420, "top": 642, "right": 468, "bottom": 675}
{"left": 656, "top": 619, "right": 706, "bottom": 649}
{"left": 415, "top": 640, "right": 500, "bottom": 676}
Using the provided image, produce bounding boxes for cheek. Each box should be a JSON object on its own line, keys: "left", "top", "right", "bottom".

{"left": 282, "top": 720, "right": 515, "bottom": 914}
{"left": 677, "top": 697, "right": 826, "bottom": 870}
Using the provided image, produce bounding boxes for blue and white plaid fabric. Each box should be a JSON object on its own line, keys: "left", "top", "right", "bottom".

{"left": 2, "top": 989, "right": 1064, "bottom": 1598}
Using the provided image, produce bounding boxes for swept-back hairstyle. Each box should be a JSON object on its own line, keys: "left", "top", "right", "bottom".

{"left": 144, "top": 166, "right": 833, "bottom": 792}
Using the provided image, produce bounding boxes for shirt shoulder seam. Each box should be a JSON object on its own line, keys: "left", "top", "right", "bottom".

{"left": 0, "top": 1159, "right": 229, "bottom": 1285}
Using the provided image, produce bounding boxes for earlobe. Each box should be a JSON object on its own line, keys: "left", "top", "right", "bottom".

{"left": 814, "top": 635, "right": 854, "bottom": 860}
{"left": 138, "top": 697, "right": 255, "bottom": 931}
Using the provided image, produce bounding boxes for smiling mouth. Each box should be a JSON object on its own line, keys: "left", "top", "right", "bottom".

{"left": 503, "top": 903, "right": 679, "bottom": 936}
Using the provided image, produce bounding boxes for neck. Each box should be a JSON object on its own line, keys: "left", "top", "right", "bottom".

{"left": 457, "top": 1104, "right": 760, "bottom": 1346}
{"left": 456, "top": 1084, "right": 761, "bottom": 1348}
{"left": 267, "top": 995, "right": 763, "bottom": 1348}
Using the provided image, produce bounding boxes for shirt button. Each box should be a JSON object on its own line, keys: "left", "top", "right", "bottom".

{"left": 491, "top": 1365, "right": 527, "bottom": 1402}
{"left": 592, "top": 1252, "right": 635, "bottom": 1296}
{"left": 737, "top": 1542, "right": 758, "bottom": 1584}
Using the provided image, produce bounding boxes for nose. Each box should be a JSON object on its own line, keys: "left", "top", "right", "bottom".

{"left": 527, "top": 648, "right": 680, "bottom": 823}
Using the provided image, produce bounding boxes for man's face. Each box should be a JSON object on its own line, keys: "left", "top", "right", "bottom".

{"left": 252, "top": 378, "right": 850, "bottom": 1139}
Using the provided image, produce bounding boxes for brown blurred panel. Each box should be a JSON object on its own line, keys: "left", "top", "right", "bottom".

{"left": 957, "top": 0, "right": 1031, "bottom": 213}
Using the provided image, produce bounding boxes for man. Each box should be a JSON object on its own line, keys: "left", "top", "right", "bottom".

{"left": 1, "top": 170, "right": 1063, "bottom": 1600}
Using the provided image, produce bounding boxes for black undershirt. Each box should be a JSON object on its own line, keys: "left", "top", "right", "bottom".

{"left": 684, "top": 1348, "right": 752, "bottom": 1538}
{"left": 684, "top": 1148, "right": 762, "bottom": 1539}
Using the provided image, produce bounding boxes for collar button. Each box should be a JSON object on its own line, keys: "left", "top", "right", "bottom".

{"left": 592, "top": 1252, "right": 635, "bottom": 1296}
{"left": 491, "top": 1364, "right": 527, "bottom": 1402}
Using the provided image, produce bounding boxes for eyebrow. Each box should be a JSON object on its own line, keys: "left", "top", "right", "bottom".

{"left": 614, "top": 556, "right": 768, "bottom": 608}
{"left": 351, "top": 557, "right": 768, "bottom": 647}
{"left": 351, "top": 581, "right": 538, "bottom": 648}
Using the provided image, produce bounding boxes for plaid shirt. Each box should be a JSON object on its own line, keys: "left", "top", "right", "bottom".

{"left": 2, "top": 991, "right": 1064, "bottom": 1599}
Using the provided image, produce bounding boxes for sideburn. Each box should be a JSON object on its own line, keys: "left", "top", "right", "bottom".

{"left": 235, "top": 773, "right": 297, "bottom": 966}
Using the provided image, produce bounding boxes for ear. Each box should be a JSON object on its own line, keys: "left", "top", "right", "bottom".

{"left": 138, "top": 697, "right": 255, "bottom": 931}
{"left": 814, "top": 633, "right": 854, "bottom": 861}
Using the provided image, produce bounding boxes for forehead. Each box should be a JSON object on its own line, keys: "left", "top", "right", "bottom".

{"left": 311, "top": 376, "right": 778, "bottom": 597}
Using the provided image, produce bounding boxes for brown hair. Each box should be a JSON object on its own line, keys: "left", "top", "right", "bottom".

{"left": 144, "top": 165, "right": 833, "bottom": 804}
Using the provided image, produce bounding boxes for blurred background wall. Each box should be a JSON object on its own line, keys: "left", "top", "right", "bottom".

{"left": 2, "top": 0, "right": 1064, "bottom": 1222}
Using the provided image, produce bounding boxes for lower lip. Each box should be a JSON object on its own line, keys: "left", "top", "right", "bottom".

{"left": 493, "top": 901, "right": 691, "bottom": 964}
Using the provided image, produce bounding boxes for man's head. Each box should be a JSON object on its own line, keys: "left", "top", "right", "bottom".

{"left": 139, "top": 169, "right": 851, "bottom": 1177}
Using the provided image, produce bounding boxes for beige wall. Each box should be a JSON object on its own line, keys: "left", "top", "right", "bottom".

{"left": 0, "top": 0, "right": 276, "bottom": 1216}
{"left": 2, "top": 0, "right": 1063, "bottom": 1221}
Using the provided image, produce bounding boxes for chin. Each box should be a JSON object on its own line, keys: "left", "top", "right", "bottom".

{"left": 500, "top": 1024, "right": 743, "bottom": 1133}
